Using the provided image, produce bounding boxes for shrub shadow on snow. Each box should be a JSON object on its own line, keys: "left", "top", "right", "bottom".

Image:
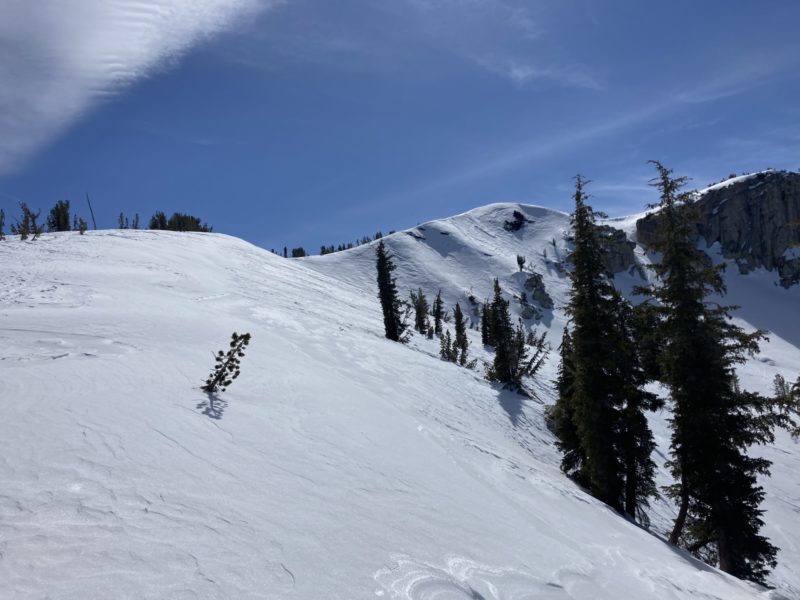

{"left": 196, "top": 392, "right": 228, "bottom": 420}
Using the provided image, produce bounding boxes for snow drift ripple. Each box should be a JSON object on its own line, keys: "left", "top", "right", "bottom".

{"left": 374, "top": 556, "right": 571, "bottom": 599}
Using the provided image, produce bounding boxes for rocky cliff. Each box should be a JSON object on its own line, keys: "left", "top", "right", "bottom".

{"left": 636, "top": 170, "right": 800, "bottom": 287}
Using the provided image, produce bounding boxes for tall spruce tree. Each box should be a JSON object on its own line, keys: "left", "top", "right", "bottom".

{"left": 551, "top": 328, "right": 586, "bottom": 483}
{"left": 410, "top": 288, "right": 430, "bottom": 333}
{"left": 487, "top": 279, "right": 514, "bottom": 384}
{"left": 453, "top": 302, "right": 469, "bottom": 365}
{"left": 432, "top": 290, "right": 444, "bottom": 336}
{"left": 643, "top": 161, "right": 783, "bottom": 583}
{"left": 553, "top": 176, "right": 625, "bottom": 510}
{"left": 552, "top": 177, "right": 660, "bottom": 521}
{"left": 480, "top": 302, "right": 492, "bottom": 345}
{"left": 375, "top": 240, "right": 405, "bottom": 342}
{"left": 608, "top": 289, "right": 661, "bottom": 523}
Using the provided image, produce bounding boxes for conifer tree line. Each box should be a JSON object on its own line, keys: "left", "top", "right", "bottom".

{"left": 0, "top": 199, "right": 215, "bottom": 238}
{"left": 148, "top": 211, "right": 211, "bottom": 232}
{"left": 375, "top": 239, "right": 549, "bottom": 384}
{"left": 551, "top": 165, "right": 795, "bottom": 584}
{"left": 319, "top": 230, "right": 391, "bottom": 255}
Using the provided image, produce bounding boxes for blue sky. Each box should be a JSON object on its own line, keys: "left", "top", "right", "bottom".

{"left": 1, "top": 0, "right": 799, "bottom": 252}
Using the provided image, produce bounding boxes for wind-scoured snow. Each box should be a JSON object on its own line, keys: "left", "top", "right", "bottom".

{"left": 1, "top": 204, "right": 798, "bottom": 599}
{"left": 695, "top": 170, "right": 778, "bottom": 196}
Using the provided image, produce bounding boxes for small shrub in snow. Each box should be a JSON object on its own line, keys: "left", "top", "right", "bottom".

{"left": 11, "top": 203, "right": 43, "bottom": 241}
{"left": 203, "top": 332, "right": 252, "bottom": 393}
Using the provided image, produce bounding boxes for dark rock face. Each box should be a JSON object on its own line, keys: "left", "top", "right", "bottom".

{"left": 636, "top": 171, "right": 800, "bottom": 287}
{"left": 503, "top": 210, "right": 531, "bottom": 232}
{"left": 596, "top": 225, "right": 637, "bottom": 276}
{"left": 523, "top": 272, "right": 554, "bottom": 309}
{"left": 564, "top": 225, "right": 639, "bottom": 275}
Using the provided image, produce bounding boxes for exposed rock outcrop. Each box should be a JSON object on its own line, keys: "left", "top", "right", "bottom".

{"left": 523, "top": 272, "right": 554, "bottom": 309}
{"left": 503, "top": 210, "right": 532, "bottom": 232}
{"left": 596, "top": 225, "right": 638, "bottom": 276}
{"left": 637, "top": 170, "right": 800, "bottom": 287}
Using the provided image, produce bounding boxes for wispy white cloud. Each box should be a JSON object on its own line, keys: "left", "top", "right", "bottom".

{"left": 402, "top": 101, "right": 671, "bottom": 199}
{"left": 472, "top": 55, "right": 601, "bottom": 89}
{"left": 675, "top": 53, "right": 797, "bottom": 104}
{"left": 0, "top": 0, "right": 280, "bottom": 175}
{"left": 408, "top": 0, "right": 600, "bottom": 89}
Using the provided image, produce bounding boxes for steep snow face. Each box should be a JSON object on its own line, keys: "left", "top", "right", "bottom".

{"left": 305, "top": 204, "right": 573, "bottom": 335}
{"left": 1, "top": 208, "right": 798, "bottom": 599}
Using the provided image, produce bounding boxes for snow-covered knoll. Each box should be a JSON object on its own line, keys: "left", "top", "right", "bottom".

{"left": 1, "top": 204, "right": 798, "bottom": 599}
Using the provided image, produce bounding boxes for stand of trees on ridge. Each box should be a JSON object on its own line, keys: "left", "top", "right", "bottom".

{"left": 375, "top": 163, "right": 800, "bottom": 586}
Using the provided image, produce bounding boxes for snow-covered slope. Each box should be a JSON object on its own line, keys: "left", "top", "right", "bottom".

{"left": 1, "top": 205, "right": 798, "bottom": 599}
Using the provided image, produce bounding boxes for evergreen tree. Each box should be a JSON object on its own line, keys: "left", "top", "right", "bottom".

{"left": 291, "top": 247, "right": 307, "bottom": 258}
{"left": 487, "top": 279, "right": 515, "bottom": 384}
{"left": 149, "top": 211, "right": 168, "bottom": 230}
{"left": 118, "top": 212, "right": 128, "bottom": 229}
{"left": 791, "top": 377, "right": 800, "bottom": 438}
{"left": 29, "top": 205, "right": 43, "bottom": 240}
{"left": 203, "top": 332, "right": 251, "bottom": 393}
{"left": 12, "top": 203, "right": 43, "bottom": 241}
{"left": 481, "top": 302, "right": 492, "bottom": 345}
{"left": 0, "top": 208, "right": 5, "bottom": 241}
{"left": 132, "top": 213, "right": 140, "bottom": 229}
{"left": 375, "top": 240, "right": 406, "bottom": 342}
{"left": 608, "top": 290, "right": 661, "bottom": 523}
{"left": 551, "top": 179, "right": 660, "bottom": 521}
{"left": 439, "top": 329, "right": 457, "bottom": 362}
{"left": 167, "top": 212, "right": 210, "bottom": 232}
{"left": 147, "top": 211, "right": 209, "bottom": 232}
{"left": 409, "top": 288, "right": 430, "bottom": 333}
{"left": 551, "top": 328, "right": 586, "bottom": 483}
{"left": 556, "top": 176, "right": 626, "bottom": 510}
{"left": 643, "top": 161, "right": 783, "bottom": 583}
{"left": 432, "top": 290, "right": 444, "bottom": 336}
{"left": 516, "top": 254, "right": 526, "bottom": 271}
{"left": 521, "top": 325, "right": 549, "bottom": 378}
{"left": 453, "top": 302, "right": 469, "bottom": 365}
{"left": 47, "top": 200, "right": 71, "bottom": 232}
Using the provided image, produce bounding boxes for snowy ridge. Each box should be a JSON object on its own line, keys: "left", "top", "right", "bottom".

{"left": 1, "top": 206, "right": 798, "bottom": 599}
{"left": 695, "top": 170, "right": 778, "bottom": 196}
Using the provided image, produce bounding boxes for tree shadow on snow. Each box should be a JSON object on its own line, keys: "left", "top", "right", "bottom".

{"left": 196, "top": 392, "right": 228, "bottom": 420}
{"left": 496, "top": 379, "right": 549, "bottom": 427}
{"left": 497, "top": 387, "right": 528, "bottom": 427}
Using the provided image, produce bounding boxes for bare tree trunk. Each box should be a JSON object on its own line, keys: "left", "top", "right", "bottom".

{"left": 625, "top": 449, "right": 637, "bottom": 520}
{"left": 86, "top": 192, "right": 97, "bottom": 230}
{"left": 669, "top": 479, "right": 689, "bottom": 544}
{"left": 717, "top": 528, "right": 731, "bottom": 574}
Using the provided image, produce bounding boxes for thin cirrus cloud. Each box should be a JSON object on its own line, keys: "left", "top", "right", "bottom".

{"left": 0, "top": 0, "right": 279, "bottom": 176}
{"left": 472, "top": 54, "right": 601, "bottom": 89}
